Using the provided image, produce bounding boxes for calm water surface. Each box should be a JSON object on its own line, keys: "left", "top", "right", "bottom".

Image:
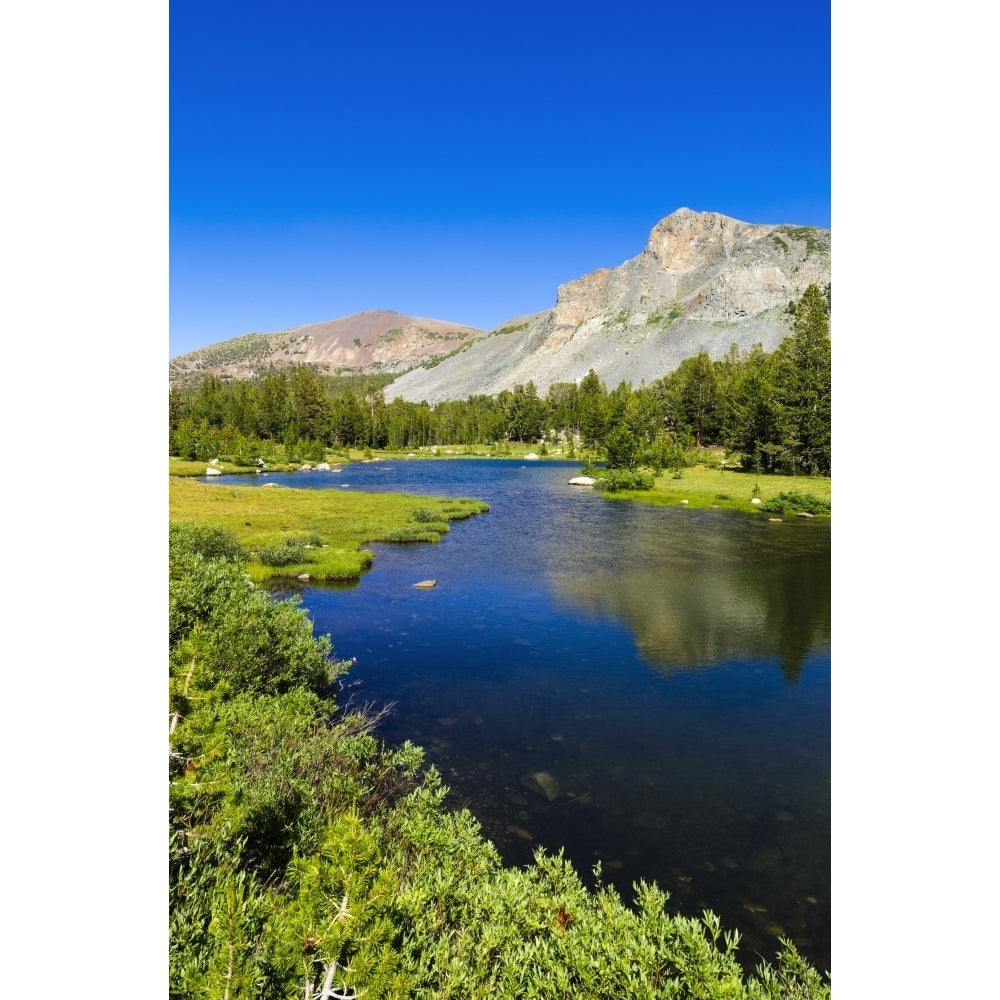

{"left": 213, "top": 459, "right": 830, "bottom": 972}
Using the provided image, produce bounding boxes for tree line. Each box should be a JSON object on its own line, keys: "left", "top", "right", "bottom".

{"left": 170, "top": 284, "right": 830, "bottom": 476}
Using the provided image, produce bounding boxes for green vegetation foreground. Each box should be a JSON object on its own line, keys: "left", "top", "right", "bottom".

{"left": 169, "top": 520, "right": 831, "bottom": 998}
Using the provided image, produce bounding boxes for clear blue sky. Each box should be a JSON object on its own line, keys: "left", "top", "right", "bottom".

{"left": 169, "top": 0, "right": 830, "bottom": 358}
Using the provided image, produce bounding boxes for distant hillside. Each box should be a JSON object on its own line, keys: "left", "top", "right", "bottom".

{"left": 388, "top": 208, "right": 830, "bottom": 403}
{"left": 169, "top": 310, "right": 483, "bottom": 389}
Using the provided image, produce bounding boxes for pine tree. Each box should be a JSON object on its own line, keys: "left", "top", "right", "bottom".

{"left": 774, "top": 284, "right": 831, "bottom": 475}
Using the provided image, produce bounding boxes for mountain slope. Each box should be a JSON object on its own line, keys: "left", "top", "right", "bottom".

{"left": 169, "top": 310, "right": 483, "bottom": 389}
{"left": 388, "top": 208, "right": 830, "bottom": 403}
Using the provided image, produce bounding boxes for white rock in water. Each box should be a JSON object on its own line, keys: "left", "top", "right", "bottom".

{"left": 568, "top": 476, "right": 595, "bottom": 486}
{"left": 206, "top": 467, "right": 221, "bottom": 476}
{"left": 316, "top": 462, "right": 331, "bottom": 470}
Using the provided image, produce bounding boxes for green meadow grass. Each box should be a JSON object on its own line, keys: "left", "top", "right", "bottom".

{"left": 605, "top": 464, "right": 832, "bottom": 515}
{"left": 169, "top": 476, "right": 489, "bottom": 581}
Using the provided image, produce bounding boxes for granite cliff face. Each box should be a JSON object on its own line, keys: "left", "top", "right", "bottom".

{"left": 169, "top": 310, "right": 483, "bottom": 389}
{"left": 388, "top": 208, "right": 830, "bottom": 403}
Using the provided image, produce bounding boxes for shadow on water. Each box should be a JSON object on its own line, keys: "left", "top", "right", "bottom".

{"left": 248, "top": 459, "right": 830, "bottom": 973}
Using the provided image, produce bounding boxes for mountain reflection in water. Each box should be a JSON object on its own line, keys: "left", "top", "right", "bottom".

{"left": 546, "top": 510, "right": 830, "bottom": 682}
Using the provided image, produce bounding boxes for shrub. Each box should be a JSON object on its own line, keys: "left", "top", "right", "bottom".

{"left": 408, "top": 506, "right": 440, "bottom": 523}
{"left": 257, "top": 539, "right": 311, "bottom": 566}
{"left": 760, "top": 491, "right": 831, "bottom": 515}
{"left": 169, "top": 522, "right": 246, "bottom": 562}
{"left": 596, "top": 469, "right": 654, "bottom": 491}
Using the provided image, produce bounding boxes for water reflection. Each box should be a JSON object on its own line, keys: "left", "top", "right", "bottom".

{"left": 547, "top": 513, "right": 830, "bottom": 680}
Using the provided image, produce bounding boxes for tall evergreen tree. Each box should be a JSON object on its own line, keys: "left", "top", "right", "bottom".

{"left": 774, "top": 284, "right": 831, "bottom": 475}
{"left": 578, "top": 369, "right": 607, "bottom": 448}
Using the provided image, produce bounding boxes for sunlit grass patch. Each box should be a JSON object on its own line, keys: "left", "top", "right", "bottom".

{"left": 605, "top": 465, "right": 831, "bottom": 514}
{"left": 169, "top": 476, "right": 488, "bottom": 580}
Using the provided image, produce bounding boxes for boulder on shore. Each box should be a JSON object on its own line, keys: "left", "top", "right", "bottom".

{"left": 568, "top": 476, "right": 595, "bottom": 486}
{"left": 206, "top": 467, "right": 222, "bottom": 476}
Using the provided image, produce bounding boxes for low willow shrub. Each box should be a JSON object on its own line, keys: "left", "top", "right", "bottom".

{"left": 257, "top": 538, "right": 313, "bottom": 566}
{"left": 169, "top": 524, "right": 830, "bottom": 999}
{"left": 760, "top": 491, "right": 831, "bottom": 515}
{"left": 169, "top": 521, "right": 246, "bottom": 561}
{"left": 597, "top": 469, "right": 655, "bottom": 491}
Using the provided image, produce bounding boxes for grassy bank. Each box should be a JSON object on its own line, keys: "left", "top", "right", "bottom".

{"left": 606, "top": 464, "right": 832, "bottom": 516}
{"left": 169, "top": 476, "right": 489, "bottom": 582}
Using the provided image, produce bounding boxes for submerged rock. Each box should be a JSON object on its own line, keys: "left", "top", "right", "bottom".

{"left": 507, "top": 824, "right": 534, "bottom": 841}
{"left": 524, "top": 770, "right": 561, "bottom": 802}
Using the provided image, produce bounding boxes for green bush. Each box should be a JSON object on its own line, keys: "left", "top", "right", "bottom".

{"left": 169, "top": 544, "right": 335, "bottom": 701}
{"left": 760, "top": 491, "right": 831, "bottom": 515}
{"left": 596, "top": 469, "right": 655, "bottom": 491}
{"left": 257, "top": 538, "right": 311, "bottom": 566}
{"left": 408, "top": 506, "right": 440, "bottom": 523}
{"left": 169, "top": 521, "right": 246, "bottom": 562}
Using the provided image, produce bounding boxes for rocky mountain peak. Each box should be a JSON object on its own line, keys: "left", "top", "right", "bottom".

{"left": 388, "top": 208, "right": 830, "bottom": 404}
{"left": 644, "top": 208, "right": 775, "bottom": 272}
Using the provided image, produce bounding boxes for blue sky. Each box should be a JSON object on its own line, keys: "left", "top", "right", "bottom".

{"left": 169, "top": 0, "right": 830, "bottom": 357}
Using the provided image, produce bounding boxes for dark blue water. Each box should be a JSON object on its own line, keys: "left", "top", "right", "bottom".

{"left": 210, "top": 459, "right": 830, "bottom": 972}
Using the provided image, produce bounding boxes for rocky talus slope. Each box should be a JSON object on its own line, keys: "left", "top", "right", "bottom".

{"left": 387, "top": 208, "right": 830, "bottom": 403}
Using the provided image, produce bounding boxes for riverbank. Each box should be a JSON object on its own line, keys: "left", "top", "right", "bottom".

{"left": 169, "top": 475, "right": 489, "bottom": 582}
{"left": 172, "top": 448, "right": 831, "bottom": 518}
{"left": 168, "top": 442, "right": 572, "bottom": 478}
{"left": 608, "top": 464, "right": 831, "bottom": 516}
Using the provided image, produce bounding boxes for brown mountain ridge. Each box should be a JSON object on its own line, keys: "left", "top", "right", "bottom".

{"left": 168, "top": 310, "right": 483, "bottom": 389}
